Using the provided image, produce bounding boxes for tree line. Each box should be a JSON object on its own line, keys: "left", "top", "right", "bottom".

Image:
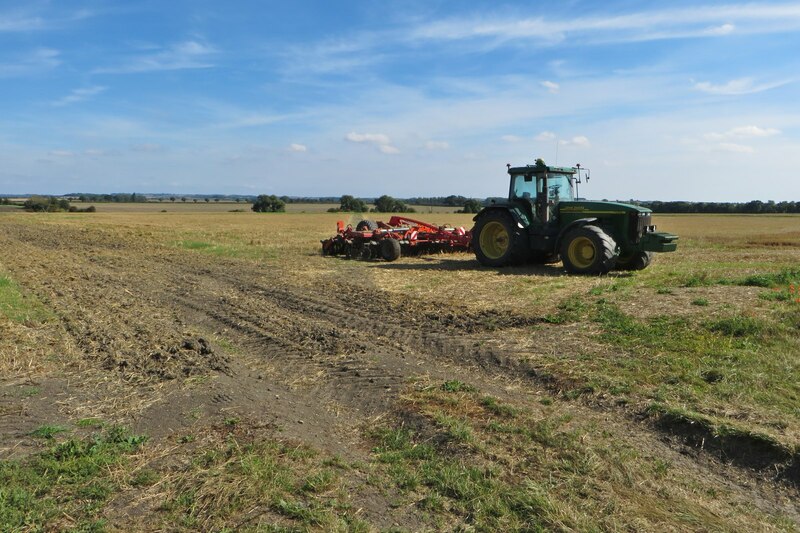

{"left": 635, "top": 200, "right": 800, "bottom": 214}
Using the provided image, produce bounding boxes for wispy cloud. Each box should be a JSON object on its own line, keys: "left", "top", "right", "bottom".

{"left": 704, "top": 125, "right": 781, "bottom": 140}
{"left": 0, "top": 47, "right": 60, "bottom": 78}
{"left": 409, "top": 4, "right": 800, "bottom": 45}
{"left": 289, "top": 143, "right": 308, "bottom": 152}
{"left": 0, "top": 7, "right": 92, "bottom": 32}
{"left": 535, "top": 131, "right": 556, "bottom": 141}
{"left": 52, "top": 86, "right": 107, "bottom": 106}
{"left": 559, "top": 136, "right": 590, "bottom": 147}
{"left": 345, "top": 131, "right": 399, "bottom": 154}
{"left": 693, "top": 77, "right": 790, "bottom": 95}
{"left": 540, "top": 80, "right": 560, "bottom": 94}
{"left": 95, "top": 40, "right": 216, "bottom": 74}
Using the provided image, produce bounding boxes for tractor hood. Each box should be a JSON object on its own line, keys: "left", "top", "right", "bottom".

{"left": 558, "top": 200, "right": 651, "bottom": 215}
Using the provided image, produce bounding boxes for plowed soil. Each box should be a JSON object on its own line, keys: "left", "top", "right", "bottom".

{"left": 1, "top": 214, "right": 798, "bottom": 530}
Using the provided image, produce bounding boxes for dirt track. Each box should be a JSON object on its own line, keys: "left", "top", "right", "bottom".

{"left": 1, "top": 219, "right": 798, "bottom": 527}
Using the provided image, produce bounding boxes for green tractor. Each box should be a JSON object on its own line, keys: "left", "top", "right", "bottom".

{"left": 472, "top": 160, "right": 678, "bottom": 274}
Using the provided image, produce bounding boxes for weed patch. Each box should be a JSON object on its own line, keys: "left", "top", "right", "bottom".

{"left": 0, "top": 274, "right": 52, "bottom": 324}
{"left": 0, "top": 426, "right": 146, "bottom": 531}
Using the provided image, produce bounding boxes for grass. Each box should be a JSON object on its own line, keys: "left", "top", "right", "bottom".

{"left": 0, "top": 426, "right": 146, "bottom": 531}
{"left": 159, "top": 433, "right": 367, "bottom": 531}
{"left": 0, "top": 274, "right": 52, "bottom": 324}
{"left": 363, "top": 379, "right": 790, "bottom": 531}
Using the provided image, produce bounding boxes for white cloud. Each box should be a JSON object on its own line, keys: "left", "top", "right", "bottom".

{"left": 705, "top": 23, "right": 735, "bottom": 35}
{"left": 345, "top": 132, "right": 391, "bottom": 144}
{"left": 535, "top": 131, "right": 556, "bottom": 141}
{"left": 52, "top": 86, "right": 106, "bottom": 106}
{"left": 0, "top": 12, "right": 43, "bottom": 32}
{"left": 425, "top": 140, "right": 449, "bottom": 150}
{"left": 0, "top": 47, "right": 60, "bottom": 77}
{"left": 693, "top": 77, "right": 789, "bottom": 95}
{"left": 409, "top": 4, "right": 800, "bottom": 45}
{"left": 704, "top": 125, "right": 781, "bottom": 141}
{"left": 540, "top": 80, "right": 560, "bottom": 94}
{"left": 559, "top": 136, "right": 590, "bottom": 147}
{"left": 345, "top": 131, "right": 400, "bottom": 154}
{"left": 95, "top": 40, "right": 216, "bottom": 74}
{"left": 289, "top": 143, "right": 307, "bottom": 152}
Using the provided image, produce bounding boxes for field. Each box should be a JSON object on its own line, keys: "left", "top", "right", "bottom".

{"left": 1, "top": 207, "right": 799, "bottom": 531}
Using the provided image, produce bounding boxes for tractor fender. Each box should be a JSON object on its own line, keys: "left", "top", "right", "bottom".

{"left": 554, "top": 217, "right": 599, "bottom": 250}
{"left": 473, "top": 207, "right": 527, "bottom": 229}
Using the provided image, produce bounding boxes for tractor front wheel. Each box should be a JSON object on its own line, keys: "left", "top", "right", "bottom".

{"left": 473, "top": 211, "right": 524, "bottom": 267}
{"left": 560, "top": 226, "right": 617, "bottom": 274}
{"left": 616, "top": 250, "right": 653, "bottom": 271}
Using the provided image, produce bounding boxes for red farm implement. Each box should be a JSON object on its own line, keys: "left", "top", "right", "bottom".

{"left": 321, "top": 215, "right": 472, "bottom": 261}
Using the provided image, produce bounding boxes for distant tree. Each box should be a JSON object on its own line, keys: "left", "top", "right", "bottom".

{"left": 339, "top": 195, "right": 368, "bottom": 212}
{"left": 458, "top": 199, "right": 483, "bottom": 213}
{"left": 170, "top": 197, "right": 176, "bottom": 202}
{"left": 193, "top": 199, "right": 198, "bottom": 203}
{"left": 181, "top": 197, "right": 187, "bottom": 203}
{"left": 204, "top": 198, "right": 210, "bottom": 203}
{"left": 158, "top": 198, "right": 163, "bottom": 202}
{"left": 23, "top": 196, "right": 70, "bottom": 212}
{"left": 214, "top": 198, "right": 220, "bottom": 202}
{"left": 374, "top": 195, "right": 415, "bottom": 213}
{"left": 252, "top": 194, "right": 286, "bottom": 213}
{"left": 235, "top": 198, "right": 241, "bottom": 203}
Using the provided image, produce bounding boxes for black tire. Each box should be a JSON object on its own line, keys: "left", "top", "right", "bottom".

{"left": 380, "top": 238, "right": 401, "bottom": 261}
{"left": 356, "top": 220, "right": 377, "bottom": 231}
{"left": 560, "top": 225, "right": 618, "bottom": 274}
{"left": 616, "top": 251, "right": 653, "bottom": 271}
{"left": 472, "top": 210, "right": 526, "bottom": 267}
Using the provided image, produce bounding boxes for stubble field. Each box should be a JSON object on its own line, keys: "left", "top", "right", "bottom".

{"left": 0, "top": 206, "right": 798, "bottom": 531}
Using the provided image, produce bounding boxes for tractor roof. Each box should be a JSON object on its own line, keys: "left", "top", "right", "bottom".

{"left": 508, "top": 165, "right": 577, "bottom": 175}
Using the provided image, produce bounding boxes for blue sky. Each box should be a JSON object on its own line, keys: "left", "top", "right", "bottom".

{"left": 1, "top": 1, "right": 799, "bottom": 201}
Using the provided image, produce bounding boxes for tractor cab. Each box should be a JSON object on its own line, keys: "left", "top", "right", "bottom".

{"left": 509, "top": 164, "right": 577, "bottom": 226}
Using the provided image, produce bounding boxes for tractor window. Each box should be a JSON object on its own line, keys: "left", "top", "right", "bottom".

{"left": 547, "top": 174, "right": 574, "bottom": 203}
{"left": 511, "top": 174, "right": 537, "bottom": 200}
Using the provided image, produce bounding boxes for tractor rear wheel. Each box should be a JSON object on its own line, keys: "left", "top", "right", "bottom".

{"left": 560, "top": 225, "right": 617, "bottom": 274}
{"left": 356, "top": 220, "right": 377, "bottom": 231}
{"left": 616, "top": 250, "right": 653, "bottom": 271}
{"left": 380, "top": 238, "right": 401, "bottom": 261}
{"left": 473, "top": 211, "right": 525, "bottom": 267}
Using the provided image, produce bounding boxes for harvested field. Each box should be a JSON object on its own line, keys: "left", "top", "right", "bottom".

{"left": 1, "top": 210, "right": 799, "bottom": 531}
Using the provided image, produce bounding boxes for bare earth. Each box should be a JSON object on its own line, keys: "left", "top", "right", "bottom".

{"left": 0, "top": 210, "right": 798, "bottom": 530}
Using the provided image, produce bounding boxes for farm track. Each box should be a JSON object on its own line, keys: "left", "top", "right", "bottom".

{"left": 1, "top": 220, "right": 798, "bottom": 524}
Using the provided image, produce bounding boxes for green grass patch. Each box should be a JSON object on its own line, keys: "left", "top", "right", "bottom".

{"left": 0, "top": 274, "right": 52, "bottom": 324}
{"left": 363, "top": 379, "right": 782, "bottom": 531}
{"left": 160, "top": 437, "right": 366, "bottom": 531}
{"left": 174, "top": 237, "right": 278, "bottom": 261}
{"left": 30, "top": 424, "right": 69, "bottom": 439}
{"left": 0, "top": 426, "right": 146, "bottom": 531}
{"left": 737, "top": 268, "right": 800, "bottom": 288}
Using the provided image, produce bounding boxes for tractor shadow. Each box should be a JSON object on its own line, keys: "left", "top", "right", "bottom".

{"left": 372, "top": 256, "right": 570, "bottom": 277}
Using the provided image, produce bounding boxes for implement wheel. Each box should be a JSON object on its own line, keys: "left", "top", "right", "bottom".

{"left": 356, "top": 220, "right": 377, "bottom": 231}
{"left": 616, "top": 250, "right": 653, "bottom": 271}
{"left": 473, "top": 211, "right": 524, "bottom": 267}
{"left": 380, "top": 238, "right": 401, "bottom": 261}
{"left": 560, "top": 225, "right": 617, "bottom": 274}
